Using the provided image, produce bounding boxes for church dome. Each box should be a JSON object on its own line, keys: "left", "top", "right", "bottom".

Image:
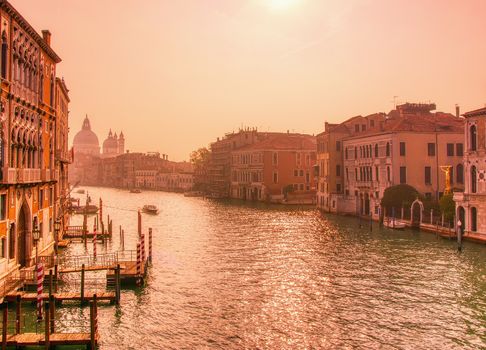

{"left": 73, "top": 116, "right": 99, "bottom": 147}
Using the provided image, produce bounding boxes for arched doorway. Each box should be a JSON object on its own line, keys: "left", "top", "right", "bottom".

{"left": 457, "top": 206, "right": 465, "bottom": 234}
{"left": 410, "top": 199, "right": 423, "bottom": 229}
{"left": 364, "top": 193, "right": 370, "bottom": 216}
{"left": 17, "top": 202, "right": 31, "bottom": 267}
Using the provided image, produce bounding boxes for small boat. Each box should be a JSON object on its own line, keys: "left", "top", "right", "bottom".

{"left": 74, "top": 205, "right": 99, "bottom": 215}
{"left": 383, "top": 218, "right": 406, "bottom": 229}
{"left": 76, "top": 189, "right": 85, "bottom": 194}
{"left": 184, "top": 191, "right": 204, "bottom": 197}
{"left": 130, "top": 189, "right": 142, "bottom": 193}
{"left": 142, "top": 205, "right": 159, "bottom": 215}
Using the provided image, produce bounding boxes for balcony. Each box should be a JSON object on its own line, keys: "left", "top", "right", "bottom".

{"left": 55, "top": 149, "right": 72, "bottom": 163}
{"left": 0, "top": 168, "right": 42, "bottom": 184}
{"left": 41, "top": 169, "right": 51, "bottom": 182}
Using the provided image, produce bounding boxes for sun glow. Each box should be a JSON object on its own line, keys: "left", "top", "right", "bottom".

{"left": 267, "top": 0, "right": 300, "bottom": 11}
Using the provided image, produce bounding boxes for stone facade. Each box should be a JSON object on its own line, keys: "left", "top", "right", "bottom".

{"left": 454, "top": 107, "right": 486, "bottom": 235}
{"left": 0, "top": 0, "right": 69, "bottom": 279}
{"left": 230, "top": 133, "right": 317, "bottom": 203}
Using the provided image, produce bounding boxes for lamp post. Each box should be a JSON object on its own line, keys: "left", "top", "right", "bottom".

{"left": 54, "top": 219, "right": 61, "bottom": 255}
{"left": 32, "top": 222, "right": 40, "bottom": 266}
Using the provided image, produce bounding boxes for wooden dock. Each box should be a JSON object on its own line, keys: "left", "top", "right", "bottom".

{"left": 5, "top": 291, "right": 116, "bottom": 304}
{"left": 3, "top": 332, "right": 97, "bottom": 347}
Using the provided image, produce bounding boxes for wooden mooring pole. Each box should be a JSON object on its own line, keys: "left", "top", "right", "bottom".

{"left": 1, "top": 302, "right": 7, "bottom": 350}
{"left": 81, "top": 264, "right": 86, "bottom": 304}
{"left": 90, "top": 294, "right": 98, "bottom": 350}
{"left": 149, "top": 228, "right": 153, "bottom": 263}
{"left": 49, "top": 295, "right": 55, "bottom": 334}
{"left": 44, "top": 299, "right": 50, "bottom": 349}
{"left": 115, "top": 264, "right": 121, "bottom": 305}
{"left": 15, "top": 295, "right": 21, "bottom": 334}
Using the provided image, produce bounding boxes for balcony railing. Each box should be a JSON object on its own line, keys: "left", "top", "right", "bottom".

{"left": 41, "top": 169, "right": 51, "bottom": 182}
{"left": 0, "top": 168, "right": 41, "bottom": 184}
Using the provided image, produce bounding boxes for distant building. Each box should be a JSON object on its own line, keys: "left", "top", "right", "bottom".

{"left": 454, "top": 106, "right": 486, "bottom": 235}
{"left": 101, "top": 129, "right": 124, "bottom": 158}
{"left": 231, "top": 133, "right": 317, "bottom": 203}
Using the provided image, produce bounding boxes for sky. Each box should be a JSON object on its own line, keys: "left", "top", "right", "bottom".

{"left": 12, "top": 0, "right": 486, "bottom": 161}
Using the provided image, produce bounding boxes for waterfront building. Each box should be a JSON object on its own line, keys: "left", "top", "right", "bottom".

{"left": 230, "top": 133, "right": 316, "bottom": 203}
{"left": 316, "top": 113, "right": 386, "bottom": 212}
{"left": 207, "top": 129, "right": 262, "bottom": 198}
{"left": 454, "top": 107, "right": 486, "bottom": 235}
{"left": 0, "top": 0, "right": 69, "bottom": 278}
{"left": 54, "top": 77, "right": 71, "bottom": 231}
{"left": 341, "top": 103, "right": 464, "bottom": 219}
{"left": 72, "top": 116, "right": 100, "bottom": 156}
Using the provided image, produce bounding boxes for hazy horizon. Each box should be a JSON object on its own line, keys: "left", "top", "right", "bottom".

{"left": 14, "top": 0, "right": 486, "bottom": 161}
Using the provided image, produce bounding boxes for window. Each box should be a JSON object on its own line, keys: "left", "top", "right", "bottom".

{"left": 299, "top": 184, "right": 304, "bottom": 191}
{"left": 346, "top": 167, "right": 349, "bottom": 181}
{"left": 471, "top": 166, "right": 477, "bottom": 193}
{"left": 0, "top": 194, "right": 5, "bottom": 220}
{"left": 345, "top": 148, "right": 348, "bottom": 160}
{"left": 427, "top": 143, "right": 435, "bottom": 156}
{"left": 294, "top": 170, "right": 298, "bottom": 177}
{"left": 386, "top": 142, "right": 390, "bottom": 157}
{"left": 336, "top": 184, "right": 341, "bottom": 192}
{"left": 39, "top": 189, "right": 44, "bottom": 207}
{"left": 355, "top": 125, "right": 359, "bottom": 132}
{"left": 306, "top": 172, "right": 310, "bottom": 183}
{"left": 273, "top": 171, "right": 278, "bottom": 184}
{"left": 299, "top": 170, "right": 304, "bottom": 177}
{"left": 471, "top": 207, "right": 477, "bottom": 232}
{"left": 354, "top": 147, "right": 357, "bottom": 159}
{"left": 375, "top": 166, "right": 379, "bottom": 181}
{"left": 457, "top": 164, "right": 464, "bottom": 184}
{"left": 0, "top": 237, "right": 4, "bottom": 258}
{"left": 400, "top": 166, "right": 406, "bottom": 184}
{"left": 355, "top": 168, "right": 358, "bottom": 180}
{"left": 456, "top": 143, "right": 464, "bottom": 157}
{"left": 447, "top": 143, "right": 454, "bottom": 157}
{"left": 374, "top": 144, "right": 378, "bottom": 157}
{"left": 336, "top": 141, "right": 341, "bottom": 151}
{"left": 8, "top": 223, "right": 14, "bottom": 259}
{"left": 1, "top": 32, "right": 7, "bottom": 79}
{"left": 336, "top": 165, "right": 341, "bottom": 176}
{"left": 399, "top": 142, "right": 406, "bottom": 156}
{"left": 370, "top": 120, "right": 375, "bottom": 127}
{"left": 272, "top": 152, "right": 278, "bottom": 165}
{"left": 425, "top": 166, "right": 431, "bottom": 185}
{"left": 361, "top": 125, "right": 366, "bottom": 131}
{"left": 470, "top": 125, "right": 477, "bottom": 151}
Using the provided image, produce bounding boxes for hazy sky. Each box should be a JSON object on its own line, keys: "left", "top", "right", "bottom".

{"left": 14, "top": 0, "right": 486, "bottom": 160}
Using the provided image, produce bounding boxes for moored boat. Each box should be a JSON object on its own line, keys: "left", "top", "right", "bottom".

{"left": 142, "top": 204, "right": 159, "bottom": 215}
{"left": 74, "top": 205, "right": 99, "bottom": 215}
{"left": 183, "top": 191, "right": 204, "bottom": 197}
{"left": 383, "top": 218, "right": 406, "bottom": 229}
{"left": 76, "top": 189, "right": 85, "bottom": 194}
{"left": 130, "top": 188, "right": 142, "bottom": 193}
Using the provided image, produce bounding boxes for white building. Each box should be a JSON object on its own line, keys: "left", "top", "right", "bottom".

{"left": 454, "top": 107, "right": 486, "bottom": 235}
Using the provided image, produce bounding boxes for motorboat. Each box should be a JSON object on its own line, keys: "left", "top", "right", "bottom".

{"left": 76, "top": 189, "right": 85, "bottom": 194}
{"left": 383, "top": 218, "right": 406, "bottom": 229}
{"left": 74, "top": 205, "right": 99, "bottom": 215}
{"left": 183, "top": 191, "right": 204, "bottom": 197}
{"left": 142, "top": 205, "right": 159, "bottom": 215}
{"left": 130, "top": 189, "right": 142, "bottom": 193}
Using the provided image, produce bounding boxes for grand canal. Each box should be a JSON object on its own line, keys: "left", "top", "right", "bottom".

{"left": 59, "top": 187, "right": 486, "bottom": 349}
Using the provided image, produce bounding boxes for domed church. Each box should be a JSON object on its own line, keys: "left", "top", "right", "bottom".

{"left": 73, "top": 115, "right": 100, "bottom": 156}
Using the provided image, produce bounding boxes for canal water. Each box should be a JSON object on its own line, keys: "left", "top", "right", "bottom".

{"left": 51, "top": 187, "right": 486, "bottom": 348}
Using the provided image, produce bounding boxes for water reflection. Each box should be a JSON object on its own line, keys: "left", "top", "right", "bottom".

{"left": 57, "top": 187, "right": 486, "bottom": 349}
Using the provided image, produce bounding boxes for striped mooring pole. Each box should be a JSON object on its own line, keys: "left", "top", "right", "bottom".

{"left": 93, "top": 226, "right": 97, "bottom": 259}
{"left": 136, "top": 242, "right": 141, "bottom": 276}
{"left": 141, "top": 233, "right": 145, "bottom": 264}
{"left": 138, "top": 211, "right": 142, "bottom": 238}
{"left": 37, "top": 262, "right": 44, "bottom": 320}
{"left": 148, "top": 228, "right": 153, "bottom": 262}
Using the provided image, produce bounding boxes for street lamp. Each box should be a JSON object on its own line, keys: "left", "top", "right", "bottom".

{"left": 54, "top": 219, "right": 61, "bottom": 254}
{"left": 32, "top": 221, "right": 40, "bottom": 266}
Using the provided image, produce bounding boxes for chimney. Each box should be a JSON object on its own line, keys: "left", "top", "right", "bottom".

{"left": 455, "top": 104, "right": 460, "bottom": 118}
{"left": 42, "top": 30, "right": 51, "bottom": 46}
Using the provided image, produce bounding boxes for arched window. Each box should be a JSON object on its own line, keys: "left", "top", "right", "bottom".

{"left": 387, "top": 166, "right": 391, "bottom": 181}
{"left": 8, "top": 223, "right": 15, "bottom": 260}
{"left": 471, "top": 207, "right": 477, "bottom": 232}
{"left": 1, "top": 31, "right": 7, "bottom": 79}
{"left": 470, "top": 125, "right": 477, "bottom": 151}
{"left": 354, "top": 147, "right": 357, "bottom": 159}
{"left": 39, "top": 73, "right": 44, "bottom": 100}
{"left": 345, "top": 147, "right": 348, "bottom": 160}
{"left": 386, "top": 142, "right": 390, "bottom": 157}
{"left": 374, "top": 144, "right": 378, "bottom": 157}
{"left": 457, "top": 164, "right": 464, "bottom": 184}
{"left": 50, "top": 74, "right": 54, "bottom": 106}
{"left": 471, "top": 166, "right": 477, "bottom": 193}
